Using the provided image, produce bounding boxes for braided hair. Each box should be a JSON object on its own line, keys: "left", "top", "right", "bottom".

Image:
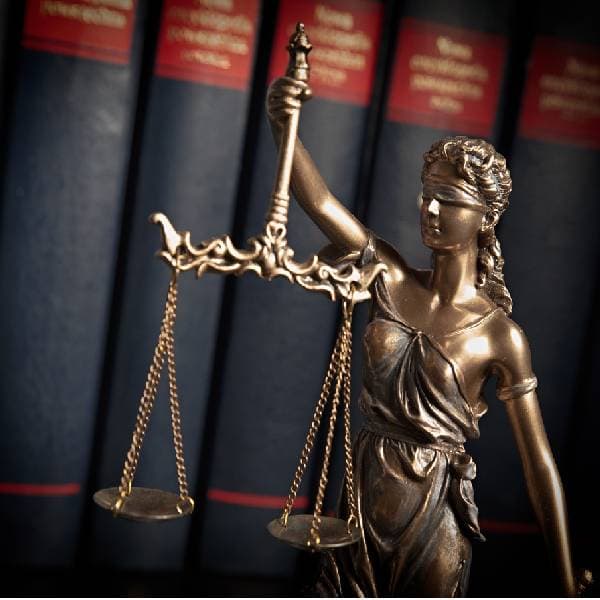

{"left": 422, "top": 136, "right": 513, "bottom": 315}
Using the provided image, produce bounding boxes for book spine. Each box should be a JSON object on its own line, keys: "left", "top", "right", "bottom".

{"left": 90, "top": 0, "right": 260, "bottom": 571}
{"left": 480, "top": 35, "right": 600, "bottom": 523}
{"left": 0, "top": 0, "right": 144, "bottom": 567}
{"left": 481, "top": 12, "right": 600, "bottom": 594}
{"left": 0, "top": 5, "right": 26, "bottom": 183}
{"left": 198, "top": 0, "right": 384, "bottom": 577}
{"left": 365, "top": 1, "right": 599, "bottom": 595}
{"left": 368, "top": 2, "right": 511, "bottom": 270}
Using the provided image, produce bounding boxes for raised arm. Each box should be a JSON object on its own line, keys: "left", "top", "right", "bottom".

{"left": 494, "top": 321, "right": 577, "bottom": 596}
{"left": 266, "top": 77, "right": 369, "bottom": 254}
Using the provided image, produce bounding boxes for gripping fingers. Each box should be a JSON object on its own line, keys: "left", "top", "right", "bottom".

{"left": 266, "top": 76, "right": 311, "bottom": 123}
{"left": 270, "top": 95, "right": 302, "bottom": 110}
{"left": 268, "top": 77, "right": 309, "bottom": 102}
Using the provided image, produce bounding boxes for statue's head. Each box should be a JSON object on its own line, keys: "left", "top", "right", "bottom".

{"left": 420, "top": 136, "right": 513, "bottom": 315}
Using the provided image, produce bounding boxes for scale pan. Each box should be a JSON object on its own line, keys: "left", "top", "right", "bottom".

{"left": 93, "top": 487, "right": 194, "bottom": 522}
{"left": 267, "top": 514, "right": 360, "bottom": 550}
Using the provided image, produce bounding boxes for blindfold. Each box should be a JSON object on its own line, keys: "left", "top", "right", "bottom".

{"left": 422, "top": 174, "right": 486, "bottom": 214}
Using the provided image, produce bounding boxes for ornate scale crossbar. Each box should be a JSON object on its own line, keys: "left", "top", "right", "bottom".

{"left": 94, "top": 23, "right": 386, "bottom": 550}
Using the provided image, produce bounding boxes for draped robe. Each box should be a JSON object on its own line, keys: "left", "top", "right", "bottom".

{"left": 316, "top": 276, "right": 495, "bottom": 598}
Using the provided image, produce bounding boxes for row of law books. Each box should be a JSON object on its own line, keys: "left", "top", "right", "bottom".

{"left": 0, "top": 0, "right": 598, "bottom": 594}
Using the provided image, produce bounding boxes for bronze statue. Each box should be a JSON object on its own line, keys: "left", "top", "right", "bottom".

{"left": 93, "top": 23, "right": 591, "bottom": 596}
{"left": 266, "top": 76, "right": 587, "bottom": 597}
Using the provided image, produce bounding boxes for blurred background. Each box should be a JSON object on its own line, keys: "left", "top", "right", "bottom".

{"left": 0, "top": 0, "right": 598, "bottom": 596}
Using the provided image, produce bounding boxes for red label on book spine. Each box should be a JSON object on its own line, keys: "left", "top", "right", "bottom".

{"left": 23, "top": 0, "right": 136, "bottom": 65}
{"left": 268, "top": 0, "right": 383, "bottom": 106}
{"left": 155, "top": 0, "right": 259, "bottom": 90}
{"left": 387, "top": 18, "right": 506, "bottom": 136}
{"left": 519, "top": 38, "right": 600, "bottom": 149}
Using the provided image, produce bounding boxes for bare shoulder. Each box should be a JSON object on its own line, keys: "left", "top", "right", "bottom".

{"left": 487, "top": 310, "right": 535, "bottom": 387}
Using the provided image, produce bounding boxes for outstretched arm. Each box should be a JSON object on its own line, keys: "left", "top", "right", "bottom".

{"left": 267, "top": 77, "right": 369, "bottom": 253}
{"left": 505, "top": 391, "right": 576, "bottom": 596}
{"left": 494, "top": 321, "right": 576, "bottom": 596}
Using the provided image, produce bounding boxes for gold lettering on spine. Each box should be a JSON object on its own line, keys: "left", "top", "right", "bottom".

{"left": 309, "top": 2, "right": 374, "bottom": 89}
{"left": 410, "top": 73, "right": 483, "bottom": 100}
{"left": 82, "top": 0, "right": 133, "bottom": 9}
{"left": 539, "top": 75, "right": 600, "bottom": 99}
{"left": 430, "top": 95, "right": 463, "bottom": 113}
{"left": 565, "top": 57, "right": 600, "bottom": 80}
{"left": 308, "top": 26, "right": 371, "bottom": 52}
{"left": 539, "top": 93, "right": 600, "bottom": 116}
{"left": 181, "top": 49, "right": 231, "bottom": 69}
{"left": 436, "top": 36, "right": 472, "bottom": 60}
{"left": 196, "top": 0, "right": 233, "bottom": 11}
{"left": 405, "top": 30, "right": 493, "bottom": 115}
{"left": 409, "top": 54, "right": 488, "bottom": 82}
{"left": 166, "top": 1, "right": 256, "bottom": 72}
{"left": 312, "top": 47, "right": 365, "bottom": 70}
{"left": 168, "top": 26, "right": 249, "bottom": 55}
{"left": 312, "top": 63, "right": 347, "bottom": 85}
{"left": 168, "top": 7, "right": 252, "bottom": 34}
{"left": 315, "top": 4, "right": 353, "bottom": 30}
{"left": 537, "top": 53, "right": 600, "bottom": 118}
{"left": 41, "top": 1, "right": 127, "bottom": 28}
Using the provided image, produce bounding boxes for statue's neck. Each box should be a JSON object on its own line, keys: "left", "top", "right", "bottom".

{"left": 431, "top": 244, "right": 479, "bottom": 306}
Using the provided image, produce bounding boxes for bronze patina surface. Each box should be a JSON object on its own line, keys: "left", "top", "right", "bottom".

{"left": 267, "top": 515, "right": 361, "bottom": 551}
{"left": 93, "top": 23, "right": 592, "bottom": 596}
{"left": 266, "top": 71, "right": 589, "bottom": 595}
{"left": 93, "top": 487, "right": 194, "bottom": 522}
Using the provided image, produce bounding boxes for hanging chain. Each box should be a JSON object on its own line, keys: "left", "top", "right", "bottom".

{"left": 280, "top": 324, "right": 345, "bottom": 526}
{"left": 308, "top": 303, "right": 353, "bottom": 547}
{"left": 164, "top": 280, "right": 194, "bottom": 513}
{"left": 112, "top": 269, "right": 191, "bottom": 514}
{"left": 279, "top": 292, "right": 358, "bottom": 548}
{"left": 341, "top": 307, "right": 358, "bottom": 531}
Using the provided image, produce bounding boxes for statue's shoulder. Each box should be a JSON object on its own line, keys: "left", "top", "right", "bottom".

{"left": 487, "top": 310, "right": 535, "bottom": 385}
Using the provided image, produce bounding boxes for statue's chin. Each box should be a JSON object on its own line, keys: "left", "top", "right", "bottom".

{"left": 421, "top": 228, "right": 442, "bottom": 249}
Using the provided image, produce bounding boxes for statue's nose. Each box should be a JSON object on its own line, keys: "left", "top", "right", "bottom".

{"left": 427, "top": 198, "right": 440, "bottom": 217}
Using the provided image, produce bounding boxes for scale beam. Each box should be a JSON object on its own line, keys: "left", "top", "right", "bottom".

{"left": 150, "top": 212, "right": 386, "bottom": 303}
{"left": 149, "top": 23, "right": 386, "bottom": 304}
{"left": 96, "top": 23, "right": 384, "bottom": 549}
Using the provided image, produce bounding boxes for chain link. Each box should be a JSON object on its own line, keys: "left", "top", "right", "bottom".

{"left": 112, "top": 271, "right": 192, "bottom": 514}
{"left": 341, "top": 309, "right": 358, "bottom": 529}
{"left": 280, "top": 322, "right": 346, "bottom": 524}
{"left": 280, "top": 295, "right": 358, "bottom": 548}
{"left": 308, "top": 314, "right": 350, "bottom": 546}
{"left": 164, "top": 280, "right": 193, "bottom": 512}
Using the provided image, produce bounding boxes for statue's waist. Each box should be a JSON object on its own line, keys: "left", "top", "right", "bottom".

{"left": 361, "top": 417, "right": 484, "bottom": 541}
{"left": 362, "top": 418, "right": 466, "bottom": 456}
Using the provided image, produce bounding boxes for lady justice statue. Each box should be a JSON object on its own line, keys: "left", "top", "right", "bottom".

{"left": 93, "top": 23, "right": 591, "bottom": 598}
{"left": 266, "top": 77, "right": 588, "bottom": 597}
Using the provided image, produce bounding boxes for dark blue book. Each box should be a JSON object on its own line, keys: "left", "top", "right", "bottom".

{"left": 0, "top": 0, "right": 145, "bottom": 567}
{"left": 501, "top": 24, "right": 600, "bottom": 471}
{"left": 368, "top": 2, "right": 511, "bottom": 270}
{"left": 0, "top": 4, "right": 25, "bottom": 176}
{"left": 365, "top": 0, "right": 599, "bottom": 595}
{"left": 480, "top": 5, "right": 599, "bottom": 594}
{"left": 198, "top": 0, "right": 385, "bottom": 577}
{"left": 568, "top": 278, "right": 600, "bottom": 597}
{"left": 90, "top": 0, "right": 261, "bottom": 571}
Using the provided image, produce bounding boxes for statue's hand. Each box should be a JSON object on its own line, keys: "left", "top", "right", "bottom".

{"left": 266, "top": 76, "right": 311, "bottom": 128}
{"left": 576, "top": 568, "right": 593, "bottom": 597}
